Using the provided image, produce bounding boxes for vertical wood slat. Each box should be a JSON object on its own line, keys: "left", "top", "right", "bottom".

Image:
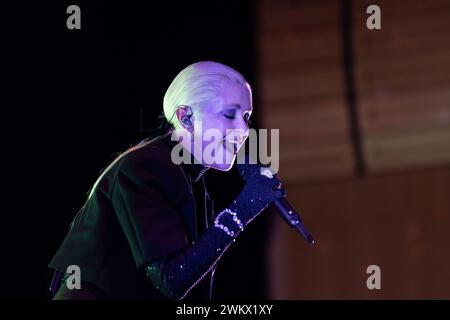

{"left": 258, "top": 0, "right": 354, "bottom": 184}
{"left": 353, "top": 0, "right": 450, "bottom": 173}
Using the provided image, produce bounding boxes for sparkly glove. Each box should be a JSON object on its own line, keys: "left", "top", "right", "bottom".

{"left": 218, "top": 162, "right": 285, "bottom": 236}
{"left": 144, "top": 163, "right": 284, "bottom": 300}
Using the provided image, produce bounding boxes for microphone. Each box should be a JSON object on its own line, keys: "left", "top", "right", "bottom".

{"left": 271, "top": 197, "right": 315, "bottom": 246}
{"left": 237, "top": 157, "right": 315, "bottom": 246}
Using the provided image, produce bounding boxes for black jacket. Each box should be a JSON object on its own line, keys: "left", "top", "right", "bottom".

{"left": 49, "top": 133, "right": 214, "bottom": 299}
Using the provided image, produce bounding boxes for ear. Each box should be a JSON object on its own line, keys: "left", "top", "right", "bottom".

{"left": 175, "top": 106, "right": 194, "bottom": 132}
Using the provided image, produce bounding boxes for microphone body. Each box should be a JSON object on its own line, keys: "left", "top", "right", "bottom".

{"left": 271, "top": 197, "right": 315, "bottom": 245}
{"left": 236, "top": 158, "right": 314, "bottom": 245}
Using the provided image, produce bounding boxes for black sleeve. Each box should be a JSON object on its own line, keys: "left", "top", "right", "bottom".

{"left": 143, "top": 205, "right": 247, "bottom": 300}
{"left": 111, "top": 154, "right": 189, "bottom": 269}
{"left": 112, "top": 153, "right": 247, "bottom": 300}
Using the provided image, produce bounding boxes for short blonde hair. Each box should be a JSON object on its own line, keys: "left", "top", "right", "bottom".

{"left": 163, "top": 61, "right": 251, "bottom": 128}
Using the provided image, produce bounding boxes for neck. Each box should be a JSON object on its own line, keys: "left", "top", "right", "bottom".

{"left": 168, "top": 129, "right": 210, "bottom": 181}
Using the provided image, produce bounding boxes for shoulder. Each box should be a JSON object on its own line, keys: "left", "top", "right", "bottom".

{"left": 118, "top": 136, "right": 178, "bottom": 176}
{"left": 111, "top": 135, "right": 188, "bottom": 195}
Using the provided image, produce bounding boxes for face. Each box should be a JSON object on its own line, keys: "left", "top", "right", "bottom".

{"left": 192, "top": 79, "right": 252, "bottom": 171}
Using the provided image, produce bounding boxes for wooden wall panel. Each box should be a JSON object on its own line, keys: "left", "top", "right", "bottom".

{"left": 353, "top": 0, "right": 450, "bottom": 172}
{"left": 259, "top": 0, "right": 450, "bottom": 181}
{"left": 258, "top": 0, "right": 354, "bottom": 184}
{"left": 268, "top": 166, "right": 450, "bottom": 299}
{"left": 258, "top": 0, "right": 450, "bottom": 300}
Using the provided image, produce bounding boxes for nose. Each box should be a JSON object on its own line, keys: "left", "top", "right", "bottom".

{"left": 235, "top": 117, "right": 249, "bottom": 136}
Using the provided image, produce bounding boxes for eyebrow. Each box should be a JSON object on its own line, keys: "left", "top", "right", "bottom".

{"left": 224, "top": 104, "right": 242, "bottom": 109}
{"left": 222, "top": 104, "right": 253, "bottom": 114}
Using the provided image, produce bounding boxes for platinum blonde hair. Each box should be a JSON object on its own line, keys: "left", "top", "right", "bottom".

{"left": 86, "top": 61, "right": 251, "bottom": 200}
{"left": 163, "top": 61, "right": 251, "bottom": 127}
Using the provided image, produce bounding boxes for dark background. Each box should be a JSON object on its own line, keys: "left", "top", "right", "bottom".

{"left": 2, "top": 0, "right": 271, "bottom": 299}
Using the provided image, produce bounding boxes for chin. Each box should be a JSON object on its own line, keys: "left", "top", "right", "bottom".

{"left": 206, "top": 146, "right": 238, "bottom": 171}
{"left": 209, "top": 160, "right": 235, "bottom": 171}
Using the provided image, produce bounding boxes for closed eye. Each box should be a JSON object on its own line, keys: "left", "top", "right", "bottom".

{"left": 222, "top": 109, "right": 237, "bottom": 120}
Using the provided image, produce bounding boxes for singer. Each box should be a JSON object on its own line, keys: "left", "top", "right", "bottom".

{"left": 48, "top": 61, "right": 285, "bottom": 300}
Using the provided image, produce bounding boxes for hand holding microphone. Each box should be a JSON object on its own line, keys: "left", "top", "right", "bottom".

{"left": 229, "top": 160, "right": 314, "bottom": 245}
{"left": 227, "top": 161, "right": 285, "bottom": 227}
